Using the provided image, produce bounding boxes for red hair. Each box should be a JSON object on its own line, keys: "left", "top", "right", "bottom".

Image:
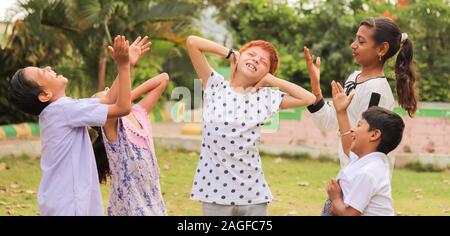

{"left": 239, "top": 40, "right": 279, "bottom": 74}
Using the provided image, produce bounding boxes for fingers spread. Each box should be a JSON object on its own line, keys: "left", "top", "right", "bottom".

{"left": 138, "top": 36, "right": 149, "bottom": 46}
{"left": 132, "top": 36, "right": 141, "bottom": 45}
{"left": 337, "top": 82, "right": 344, "bottom": 93}
{"left": 331, "top": 80, "right": 337, "bottom": 97}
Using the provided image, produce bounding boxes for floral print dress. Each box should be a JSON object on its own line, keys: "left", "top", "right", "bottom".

{"left": 102, "top": 104, "right": 166, "bottom": 216}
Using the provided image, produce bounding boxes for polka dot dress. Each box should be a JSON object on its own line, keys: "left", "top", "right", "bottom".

{"left": 191, "top": 71, "right": 285, "bottom": 205}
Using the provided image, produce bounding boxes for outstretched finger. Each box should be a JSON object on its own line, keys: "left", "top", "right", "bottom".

{"left": 303, "top": 47, "right": 312, "bottom": 63}
{"left": 337, "top": 82, "right": 344, "bottom": 93}
{"left": 142, "top": 42, "right": 152, "bottom": 50}
{"left": 316, "top": 57, "right": 321, "bottom": 69}
{"left": 138, "top": 36, "right": 149, "bottom": 46}
{"left": 132, "top": 36, "right": 141, "bottom": 46}
{"left": 348, "top": 92, "right": 356, "bottom": 103}
{"left": 331, "top": 81, "right": 337, "bottom": 97}
{"left": 141, "top": 47, "right": 150, "bottom": 54}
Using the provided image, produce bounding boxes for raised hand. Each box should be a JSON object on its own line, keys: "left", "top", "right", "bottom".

{"left": 108, "top": 35, "right": 130, "bottom": 65}
{"left": 331, "top": 80, "right": 355, "bottom": 113}
{"left": 129, "top": 35, "right": 152, "bottom": 67}
{"left": 229, "top": 50, "right": 240, "bottom": 81}
{"left": 303, "top": 47, "right": 322, "bottom": 100}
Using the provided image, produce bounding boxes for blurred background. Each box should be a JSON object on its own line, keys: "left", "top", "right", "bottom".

{"left": 0, "top": 0, "right": 448, "bottom": 125}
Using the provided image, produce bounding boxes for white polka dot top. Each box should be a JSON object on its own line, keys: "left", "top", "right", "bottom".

{"left": 191, "top": 71, "right": 285, "bottom": 205}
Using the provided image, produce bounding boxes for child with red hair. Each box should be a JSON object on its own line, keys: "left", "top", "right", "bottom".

{"left": 186, "top": 36, "right": 315, "bottom": 216}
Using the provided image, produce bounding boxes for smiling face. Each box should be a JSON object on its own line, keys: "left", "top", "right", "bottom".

{"left": 22, "top": 66, "right": 68, "bottom": 102}
{"left": 350, "top": 25, "right": 382, "bottom": 67}
{"left": 349, "top": 118, "right": 379, "bottom": 156}
{"left": 236, "top": 46, "right": 272, "bottom": 85}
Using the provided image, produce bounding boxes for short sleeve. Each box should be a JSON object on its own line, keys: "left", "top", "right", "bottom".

{"left": 204, "top": 71, "right": 225, "bottom": 93}
{"left": 64, "top": 98, "right": 108, "bottom": 128}
{"left": 342, "top": 173, "right": 376, "bottom": 213}
{"left": 260, "top": 88, "right": 285, "bottom": 121}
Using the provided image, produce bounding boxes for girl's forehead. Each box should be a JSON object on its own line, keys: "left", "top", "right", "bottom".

{"left": 356, "top": 25, "right": 374, "bottom": 38}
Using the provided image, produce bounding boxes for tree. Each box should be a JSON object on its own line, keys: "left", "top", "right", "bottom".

{"left": 0, "top": 0, "right": 205, "bottom": 124}
{"left": 214, "top": 0, "right": 450, "bottom": 102}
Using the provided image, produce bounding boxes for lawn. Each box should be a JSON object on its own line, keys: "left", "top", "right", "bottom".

{"left": 0, "top": 149, "right": 449, "bottom": 216}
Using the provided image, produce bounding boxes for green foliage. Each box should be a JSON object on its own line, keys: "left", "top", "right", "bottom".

{"left": 0, "top": 0, "right": 205, "bottom": 125}
{"left": 397, "top": 0, "right": 450, "bottom": 102}
{"left": 215, "top": 0, "right": 449, "bottom": 101}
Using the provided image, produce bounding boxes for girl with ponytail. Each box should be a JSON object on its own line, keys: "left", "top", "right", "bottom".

{"left": 304, "top": 17, "right": 418, "bottom": 173}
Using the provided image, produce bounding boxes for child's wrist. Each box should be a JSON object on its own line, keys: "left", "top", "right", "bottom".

{"left": 336, "top": 109, "right": 347, "bottom": 115}
{"left": 118, "top": 61, "right": 130, "bottom": 67}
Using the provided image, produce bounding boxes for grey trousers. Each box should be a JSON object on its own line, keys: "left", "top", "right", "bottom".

{"left": 202, "top": 202, "right": 268, "bottom": 216}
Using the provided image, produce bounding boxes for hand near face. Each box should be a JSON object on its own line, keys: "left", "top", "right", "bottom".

{"left": 254, "top": 73, "right": 275, "bottom": 91}
{"left": 229, "top": 50, "right": 240, "bottom": 81}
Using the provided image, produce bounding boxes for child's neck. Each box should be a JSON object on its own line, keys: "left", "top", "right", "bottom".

{"left": 230, "top": 73, "right": 254, "bottom": 93}
{"left": 359, "top": 63, "right": 384, "bottom": 83}
{"left": 355, "top": 148, "right": 379, "bottom": 159}
{"left": 50, "top": 92, "right": 66, "bottom": 102}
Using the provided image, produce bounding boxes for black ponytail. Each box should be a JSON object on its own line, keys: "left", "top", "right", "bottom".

{"left": 395, "top": 38, "right": 418, "bottom": 117}
{"left": 89, "top": 127, "right": 110, "bottom": 184}
{"left": 361, "top": 17, "right": 418, "bottom": 117}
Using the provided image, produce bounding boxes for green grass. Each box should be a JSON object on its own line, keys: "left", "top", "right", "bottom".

{"left": 0, "top": 149, "right": 449, "bottom": 216}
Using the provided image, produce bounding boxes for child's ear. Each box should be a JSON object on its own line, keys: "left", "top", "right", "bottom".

{"left": 370, "top": 129, "right": 382, "bottom": 142}
{"left": 38, "top": 91, "right": 52, "bottom": 103}
{"left": 378, "top": 42, "right": 389, "bottom": 58}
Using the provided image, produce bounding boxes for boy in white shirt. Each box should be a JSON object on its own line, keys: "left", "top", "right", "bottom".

{"left": 324, "top": 80, "right": 405, "bottom": 216}
{"left": 7, "top": 36, "right": 133, "bottom": 215}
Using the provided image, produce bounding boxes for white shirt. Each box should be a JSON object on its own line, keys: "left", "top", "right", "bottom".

{"left": 337, "top": 152, "right": 394, "bottom": 216}
{"left": 308, "top": 71, "right": 396, "bottom": 172}
{"left": 39, "top": 97, "right": 108, "bottom": 216}
{"left": 191, "top": 71, "right": 285, "bottom": 205}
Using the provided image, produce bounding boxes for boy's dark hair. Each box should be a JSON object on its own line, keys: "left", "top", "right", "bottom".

{"left": 7, "top": 69, "right": 50, "bottom": 115}
{"left": 362, "top": 106, "right": 405, "bottom": 154}
{"left": 360, "top": 17, "right": 418, "bottom": 117}
{"left": 89, "top": 127, "right": 110, "bottom": 184}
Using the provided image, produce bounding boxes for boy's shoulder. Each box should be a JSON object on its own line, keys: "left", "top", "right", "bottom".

{"left": 358, "top": 153, "right": 390, "bottom": 181}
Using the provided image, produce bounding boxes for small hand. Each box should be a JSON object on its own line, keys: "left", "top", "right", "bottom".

{"left": 108, "top": 35, "right": 130, "bottom": 65}
{"left": 229, "top": 50, "right": 240, "bottom": 81}
{"left": 331, "top": 80, "right": 355, "bottom": 113}
{"left": 327, "top": 179, "right": 343, "bottom": 202}
{"left": 129, "top": 35, "right": 152, "bottom": 67}
{"left": 304, "top": 47, "right": 322, "bottom": 100}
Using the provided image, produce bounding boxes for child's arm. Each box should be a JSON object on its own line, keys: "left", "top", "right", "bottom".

{"left": 327, "top": 179, "right": 361, "bottom": 216}
{"left": 331, "top": 80, "right": 355, "bottom": 156}
{"left": 131, "top": 73, "right": 169, "bottom": 113}
{"left": 101, "top": 36, "right": 151, "bottom": 105}
{"left": 186, "top": 36, "right": 235, "bottom": 89}
{"left": 254, "top": 73, "right": 316, "bottom": 109}
{"left": 100, "top": 36, "right": 132, "bottom": 118}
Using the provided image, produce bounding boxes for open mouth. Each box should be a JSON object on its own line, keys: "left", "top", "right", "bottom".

{"left": 245, "top": 63, "right": 257, "bottom": 72}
